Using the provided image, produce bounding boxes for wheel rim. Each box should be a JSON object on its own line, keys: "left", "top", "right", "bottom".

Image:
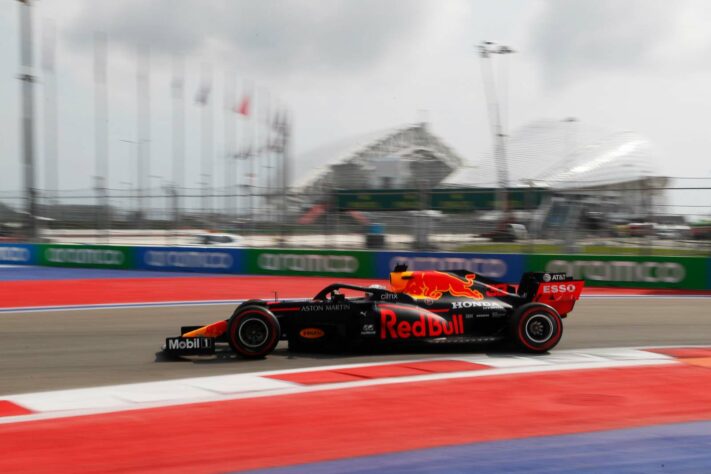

{"left": 525, "top": 314, "right": 555, "bottom": 344}
{"left": 238, "top": 317, "right": 269, "bottom": 348}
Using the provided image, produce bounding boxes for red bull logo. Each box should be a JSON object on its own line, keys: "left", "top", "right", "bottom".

{"left": 380, "top": 308, "right": 464, "bottom": 339}
{"left": 390, "top": 270, "right": 484, "bottom": 300}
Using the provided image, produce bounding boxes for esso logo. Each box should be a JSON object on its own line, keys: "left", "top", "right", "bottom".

{"left": 542, "top": 283, "right": 577, "bottom": 294}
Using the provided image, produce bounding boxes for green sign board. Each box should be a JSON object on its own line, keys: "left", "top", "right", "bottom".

{"left": 335, "top": 188, "right": 547, "bottom": 212}
{"left": 527, "top": 254, "right": 708, "bottom": 290}
{"left": 430, "top": 190, "right": 495, "bottom": 211}
{"left": 335, "top": 190, "right": 422, "bottom": 211}
{"left": 245, "top": 249, "right": 375, "bottom": 278}
{"left": 38, "top": 244, "right": 133, "bottom": 269}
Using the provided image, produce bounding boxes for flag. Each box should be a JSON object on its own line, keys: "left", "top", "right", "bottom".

{"left": 194, "top": 84, "right": 211, "bottom": 105}
{"left": 235, "top": 95, "right": 250, "bottom": 116}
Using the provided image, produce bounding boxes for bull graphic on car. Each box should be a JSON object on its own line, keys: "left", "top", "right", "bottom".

{"left": 162, "top": 265, "right": 584, "bottom": 358}
{"left": 390, "top": 269, "right": 484, "bottom": 300}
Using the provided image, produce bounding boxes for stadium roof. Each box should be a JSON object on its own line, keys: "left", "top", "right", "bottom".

{"left": 443, "top": 119, "right": 664, "bottom": 189}
{"left": 294, "top": 123, "right": 465, "bottom": 191}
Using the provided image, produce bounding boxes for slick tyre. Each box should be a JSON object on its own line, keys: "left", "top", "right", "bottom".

{"left": 509, "top": 303, "right": 563, "bottom": 353}
{"left": 235, "top": 299, "right": 267, "bottom": 310}
{"left": 227, "top": 305, "right": 280, "bottom": 358}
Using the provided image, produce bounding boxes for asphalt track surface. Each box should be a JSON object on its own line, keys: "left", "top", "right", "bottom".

{"left": 1, "top": 297, "right": 709, "bottom": 396}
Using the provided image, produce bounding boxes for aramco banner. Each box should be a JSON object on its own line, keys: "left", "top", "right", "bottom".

{"left": 526, "top": 254, "right": 708, "bottom": 290}
{"left": 38, "top": 244, "right": 133, "bottom": 269}
{"left": 246, "top": 249, "right": 375, "bottom": 278}
{"left": 135, "top": 247, "right": 244, "bottom": 273}
{"left": 0, "top": 243, "right": 37, "bottom": 265}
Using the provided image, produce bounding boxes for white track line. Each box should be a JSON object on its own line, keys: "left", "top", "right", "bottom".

{"left": 0, "top": 346, "right": 688, "bottom": 425}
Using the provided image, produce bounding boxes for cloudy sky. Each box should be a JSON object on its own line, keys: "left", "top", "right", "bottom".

{"left": 1, "top": 0, "right": 710, "bottom": 204}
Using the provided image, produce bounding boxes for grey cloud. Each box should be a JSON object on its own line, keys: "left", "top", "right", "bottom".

{"left": 65, "top": 0, "right": 428, "bottom": 76}
{"left": 530, "top": 0, "right": 678, "bottom": 86}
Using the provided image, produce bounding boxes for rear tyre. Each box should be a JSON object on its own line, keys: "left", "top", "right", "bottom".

{"left": 509, "top": 303, "right": 563, "bottom": 353}
{"left": 227, "top": 305, "right": 280, "bottom": 358}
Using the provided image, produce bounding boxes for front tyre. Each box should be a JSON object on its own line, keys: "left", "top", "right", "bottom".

{"left": 509, "top": 303, "right": 563, "bottom": 353}
{"left": 227, "top": 306, "right": 280, "bottom": 358}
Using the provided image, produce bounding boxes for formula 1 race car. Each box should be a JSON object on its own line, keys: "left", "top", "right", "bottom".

{"left": 162, "top": 265, "right": 584, "bottom": 358}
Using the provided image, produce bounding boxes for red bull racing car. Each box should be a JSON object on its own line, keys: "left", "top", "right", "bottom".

{"left": 162, "top": 265, "right": 584, "bottom": 358}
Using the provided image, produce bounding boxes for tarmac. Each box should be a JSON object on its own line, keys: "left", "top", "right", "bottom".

{"left": 1, "top": 297, "right": 709, "bottom": 395}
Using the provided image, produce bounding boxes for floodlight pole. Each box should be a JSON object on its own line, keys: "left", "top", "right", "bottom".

{"left": 120, "top": 139, "right": 139, "bottom": 215}
{"left": 18, "top": 0, "right": 38, "bottom": 240}
{"left": 136, "top": 48, "right": 150, "bottom": 228}
{"left": 42, "top": 19, "right": 58, "bottom": 213}
{"left": 171, "top": 57, "right": 185, "bottom": 232}
{"left": 478, "top": 41, "right": 514, "bottom": 220}
{"left": 94, "top": 32, "right": 109, "bottom": 241}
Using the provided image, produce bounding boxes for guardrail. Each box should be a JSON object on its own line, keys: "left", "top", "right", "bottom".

{"left": 1, "top": 243, "right": 710, "bottom": 290}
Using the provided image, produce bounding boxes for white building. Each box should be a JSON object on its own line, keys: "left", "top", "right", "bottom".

{"left": 295, "top": 122, "right": 465, "bottom": 196}
{"left": 443, "top": 119, "right": 668, "bottom": 217}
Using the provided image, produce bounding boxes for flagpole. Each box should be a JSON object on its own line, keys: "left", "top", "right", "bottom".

{"left": 264, "top": 90, "right": 273, "bottom": 224}
{"left": 234, "top": 113, "right": 244, "bottom": 221}
{"left": 199, "top": 63, "right": 213, "bottom": 227}
{"left": 232, "top": 83, "right": 252, "bottom": 230}
{"left": 171, "top": 56, "right": 185, "bottom": 237}
{"left": 42, "top": 18, "right": 58, "bottom": 216}
{"left": 136, "top": 45, "right": 150, "bottom": 228}
{"left": 224, "top": 69, "right": 235, "bottom": 223}
{"left": 280, "top": 109, "right": 291, "bottom": 246}
{"left": 94, "top": 31, "right": 109, "bottom": 241}
{"left": 235, "top": 113, "right": 241, "bottom": 222}
{"left": 236, "top": 85, "right": 243, "bottom": 224}
{"left": 248, "top": 83, "right": 256, "bottom": 237}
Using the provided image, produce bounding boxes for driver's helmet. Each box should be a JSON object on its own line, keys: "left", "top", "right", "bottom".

{"left": 390, "top": 263, "right": 413, "bottom": 293}
{"left": 330, "top": 289, "right": 346, "bottom": 302}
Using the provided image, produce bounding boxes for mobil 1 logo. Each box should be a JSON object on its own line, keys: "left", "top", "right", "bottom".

{"left": 164, "top": 337, "right": 215, "bottom": 355}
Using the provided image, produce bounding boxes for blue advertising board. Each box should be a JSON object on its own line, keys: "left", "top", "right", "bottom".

{"left": 0, "top": 243, "right": 37, "bottom": 265}
{"left": 375, "top": 251, "right": 525, "bottom": 283}
{"left": 134, "top": 246, "right": 244, "bottom": 274}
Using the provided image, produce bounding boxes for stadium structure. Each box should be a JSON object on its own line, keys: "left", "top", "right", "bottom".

{"left": 295, "top": 122, "right": 464, "bottom": 195}
{"left": 443, "top": 119, "right": 668, "bottom": 236}
{"left": 294, "top": 119, "right": 668, "bottom": 236}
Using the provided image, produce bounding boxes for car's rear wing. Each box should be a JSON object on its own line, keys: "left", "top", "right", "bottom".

{"left": 517, "top": 272, "right": 585, "bottom": 317}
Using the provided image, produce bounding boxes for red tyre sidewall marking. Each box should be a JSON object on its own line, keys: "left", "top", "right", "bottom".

{"left": 518, "top": 307, "right": 562, "bottom": 351}
{"left": 230, "top": 309, "right": 279, "bottom": 357}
